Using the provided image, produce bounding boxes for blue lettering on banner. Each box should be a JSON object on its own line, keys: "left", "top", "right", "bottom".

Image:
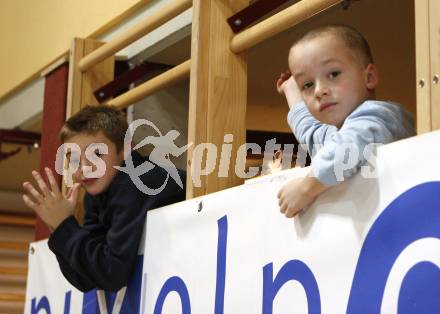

{"left": 347, "top": 181, "right": 440, "bottom": 313}
{"left": 215, "top": 215, "right": 228, "bottom": 314}
{"left": 63, "top": 291, "right": 71, "bottom": 314}
{"left": 31, "top": 291, "right": 72, "bottom": 314}
{"left": 398, "top": 261, "right": 440, "bottom": 313}
{"left": 152, "top": 215, "right": 228, "bottom": 314}
{"left": 262, "top": 260, "right": 321, "bottom": 314}
{"left": 154, "top": 276, "right": 191, "bottom": 314}
{"left": 31, "top": 296, "right": 51, "bottom": 314}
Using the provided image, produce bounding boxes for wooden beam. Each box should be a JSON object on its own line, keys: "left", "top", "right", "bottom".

{"left": 227, "top": 0, "right": 293, "bottom": 33}
{"left": 107, "top": 60, "right": 191, "bottom": 109}
{"left": 78, "top": 0, "right": 192, "bottom": 72}
{"left": 94, "top": 61, "right": 172, "bottom": 102}
{"left": 0, "top": 129, "right": 40, "bottom": 146}
{"left": 66, "top": 38, "right": 115, "bottom": 117}
{"left": 65, "top": 38, "right": 115, "bottom": 223}
{"left": 415, "top": 0, "right": 431, "bottom": 134}
{"left": 187, "top": 0, "right": 248, "bottom": 198}
{"left": 429, "top": 0, "right": 440, "bottom": 131}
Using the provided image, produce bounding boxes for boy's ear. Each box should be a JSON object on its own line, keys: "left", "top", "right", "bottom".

{"left": 365, "top": 64, "right": 379, "bottom": 90}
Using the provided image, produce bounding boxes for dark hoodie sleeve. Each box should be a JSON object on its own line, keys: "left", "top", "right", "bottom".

{"left": 48, "top": 185, "right": 147, "bottom": 292}
{"left": 47, "top": 196, "right": 102, "bottom": 291}
{"left": 52, "top": 242, "right": 97, "bottom": 292}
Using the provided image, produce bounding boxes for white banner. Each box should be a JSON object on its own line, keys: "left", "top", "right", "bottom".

{"left": 24, "top": 241, "right": 144, "bottom": 313}
{"left": 25, "top": 131, "right": 440, "bottom": 313}
{"left": 141, "top": 131, "right": 440, "bottom": 314}
{"left": 24, "top": 240, "right": 84, "bottom": 313}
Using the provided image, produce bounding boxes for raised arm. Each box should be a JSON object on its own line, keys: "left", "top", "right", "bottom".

{"left": 277, "top": 72, "right": 337, "bottom": 155}
{"left": 276, "top": 72, "right": 303, "bottom": 110}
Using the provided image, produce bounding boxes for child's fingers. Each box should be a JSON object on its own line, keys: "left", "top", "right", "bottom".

{"left": 22, "top": 194, "right": 40, "bottom": 214}
{"left": 68, "top": 183, "right": 81, "bottom": 202}
{"left": 32, "top": 171, "right": 51, "bottom": 197}
{"left": 23, "top": 182, "right": 44, "bottom": 204}
{"left": 66, "top": 187, "right": 73, "bottom": 199}
{"left": 279, "top": 201, "right": 287, "bottom": 214}
{"left": 280, "top": 71, "right": 291, "bottom": 80}
{"left": 285, "top": 208, "right": 295, "bottom": 218}
{"left": 277, "top": 187, "right": 283, "bottom": 199}
{"left": 66, "top": 183, "right": 79, "bottom": 199}
{"left": 276, "top": 78, "right": 283, "bottom": 87}
{"left": 45, "top": 168, "right": 61, "bottom": 197}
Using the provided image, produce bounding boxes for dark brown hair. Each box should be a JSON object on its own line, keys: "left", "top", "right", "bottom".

{"left": 60, "top": 105, "right": 128, "bottom": 152}
{"left": 291, "top": 24, "right": 374, "bottom": 66}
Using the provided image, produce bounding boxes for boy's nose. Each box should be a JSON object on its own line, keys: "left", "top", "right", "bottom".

{"left": 315, "top": 82, "right": 329, "bottom": 99}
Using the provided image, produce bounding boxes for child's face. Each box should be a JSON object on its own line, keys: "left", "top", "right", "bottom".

{"left": 288, "top": 34, "right": 378, "bottom": 128}
{"left": 66, "top": 131, "right": 124, "bottom": 195}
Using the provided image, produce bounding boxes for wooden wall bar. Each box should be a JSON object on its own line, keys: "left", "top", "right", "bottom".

{"left": 187, "top": 0, "right": 249, "bottom": 198}
{"left": 65, "top": 38, "right": 115, "bottom": 222}
{"left": 415, "top": 0, "right": 431, "bottom": 133}
{"left": 230, "top": 0, "right": 341, "bottom": 53}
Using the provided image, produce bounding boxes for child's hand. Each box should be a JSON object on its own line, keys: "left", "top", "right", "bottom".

{"left": 277, "top": 172, "right": 329, "bottom": 218}
{"left": 276, "top": 71, "right": 293, "bottom": 95}
{"left": 22, "top": 168, "right": 81, "bottom": 230}
{"left": 276, "top": 71, "right": 303, "bottom": 109}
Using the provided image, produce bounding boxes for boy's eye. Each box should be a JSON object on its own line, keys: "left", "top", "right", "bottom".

{"left": 302, "top": 82, "right": 314, "bottom": 90}
{"left": 328, "top": 71, "right": 341, "bottom": 79}
{"left": 94, "top": 150, "right": 103, "bottom": 157}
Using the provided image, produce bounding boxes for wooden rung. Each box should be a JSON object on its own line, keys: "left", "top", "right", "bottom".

{"left": 230, "top": 0, "right": 342, "bottom": 53}
{"left": 107, "top": 59, "right": 191, "bottom": 109}
{"left": 79, "top": 0, "right": 192, "bottom": 72}
{"left": 0, "top": 293, "right": 25, "bottom": 302}
{"left": 0, "top": 242, "right": 29, "bottom": 252}
{"left": 0, "top": 267, "right": 27, "bottom": 277}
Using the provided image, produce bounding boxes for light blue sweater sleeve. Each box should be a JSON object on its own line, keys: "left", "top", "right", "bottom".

{"left": 287, "top": 100, "right": 415, "bottom": 185}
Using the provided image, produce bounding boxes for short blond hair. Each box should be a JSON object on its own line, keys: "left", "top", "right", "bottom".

{"left": 291, "top": 24, "right": 374, "bottom": 66}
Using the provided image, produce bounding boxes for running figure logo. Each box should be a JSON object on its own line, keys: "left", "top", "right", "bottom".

{"left": 115, "top": 119, "right": 190, "bottom": 195}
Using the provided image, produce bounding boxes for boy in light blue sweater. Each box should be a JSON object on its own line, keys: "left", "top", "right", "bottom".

{"left": 276, "top": 25, "right": 414, "bottom": 218}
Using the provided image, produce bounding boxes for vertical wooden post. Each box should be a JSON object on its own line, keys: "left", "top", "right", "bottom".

{"left": 415, "top": 0, "right": 431, "bottom": 134}
{"left": 67, "top": 38, "right": 115, "bottom": 115}
{"left": 187, "top": 0, "right": 249, "bottom": 198}
{"left": 66, "top": 38, "right": 114, "bottom": 222}
{"left": 429, "top": 0, "right": 440, "bottom": 130}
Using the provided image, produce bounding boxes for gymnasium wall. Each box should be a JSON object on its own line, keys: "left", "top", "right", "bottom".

{"left": 0, "top": 0, "right": 150, "bottom": 101}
